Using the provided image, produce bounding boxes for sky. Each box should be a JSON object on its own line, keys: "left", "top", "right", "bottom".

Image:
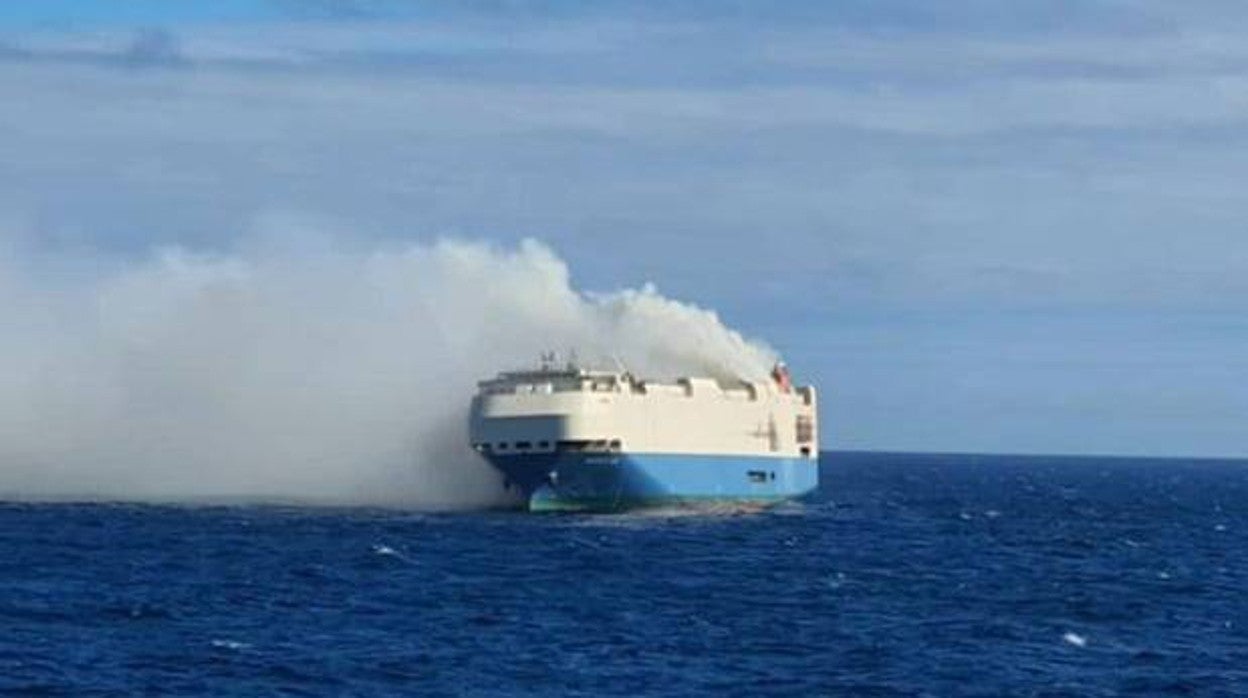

{"left": 1, "top": 1, "right": 1246, "bottom": 459}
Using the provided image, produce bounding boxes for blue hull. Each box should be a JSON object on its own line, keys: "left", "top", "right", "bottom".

{"left": 485, "top": 451, "right": 819, "bottom": 512}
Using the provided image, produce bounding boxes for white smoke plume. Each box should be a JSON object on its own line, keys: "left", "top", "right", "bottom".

{"left": 0, "top": 235, "right": 777, "bottom": 508}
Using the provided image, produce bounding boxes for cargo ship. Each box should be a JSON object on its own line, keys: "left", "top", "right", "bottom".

{"left": 468, "top": 357, "right": 819, "bottom": 512}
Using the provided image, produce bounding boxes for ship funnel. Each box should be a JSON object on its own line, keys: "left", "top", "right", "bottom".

{"left": 771, "top": 362, "right": 792, "bottom": 393}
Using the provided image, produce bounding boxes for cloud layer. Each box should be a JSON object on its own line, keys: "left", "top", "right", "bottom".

{"left": 3, "top": 10, "right": 1246, "bottom": 310}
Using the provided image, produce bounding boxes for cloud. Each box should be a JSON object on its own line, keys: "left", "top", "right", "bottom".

{"left": 0, "top": 27, "right": 189, "bottom": 69}
{"left": 122, "top": 28, "right": 188, "bottom": 67}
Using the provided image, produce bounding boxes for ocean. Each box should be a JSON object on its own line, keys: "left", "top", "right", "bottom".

{"left": 2, "top": 451, "right": 1245, "bottom": 696}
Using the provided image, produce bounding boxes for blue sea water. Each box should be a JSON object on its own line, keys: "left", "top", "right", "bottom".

{"left": 2, "top": 451, "right": 1246, "bottom": 696}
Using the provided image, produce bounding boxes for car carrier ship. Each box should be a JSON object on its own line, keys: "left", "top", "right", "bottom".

{"left": 469, "top": 357, "right": 819, "bottom": 512}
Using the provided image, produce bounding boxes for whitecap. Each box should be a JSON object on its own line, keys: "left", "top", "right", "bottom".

{"left": 371, "top": 543, "right": 413, "bottom": 562}
{"left": 1062, "top": 632, "right": 1087, "bottom": 648}
{"left": 571, "top": 536, "right": 605, "bottom": 551}
{"left": 210, "top": 639, "right": 250, "bottom": 650}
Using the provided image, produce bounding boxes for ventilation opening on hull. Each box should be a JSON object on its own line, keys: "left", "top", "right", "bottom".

{"left": 747, "top": 470, "right": 768, "bottom": 483}
{"left": 796, "top": 415, "right": 814, "bottom": 444}
{"left": 800, "top": 446, "right": 812, "bottom": 458}
{"left": 480, "top": 440, "right": 627, "bottom": 455}
{"left": 557, "top": 439, "right": 623, "bottom": 453}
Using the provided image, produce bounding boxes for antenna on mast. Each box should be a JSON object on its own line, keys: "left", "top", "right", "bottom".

{"left": 540, "top": 351, "right": 556, "bottom": 370}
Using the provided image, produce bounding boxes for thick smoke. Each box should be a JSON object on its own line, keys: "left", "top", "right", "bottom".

{"left": 0, "top": 236, "right": 777, "bottom": 508}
